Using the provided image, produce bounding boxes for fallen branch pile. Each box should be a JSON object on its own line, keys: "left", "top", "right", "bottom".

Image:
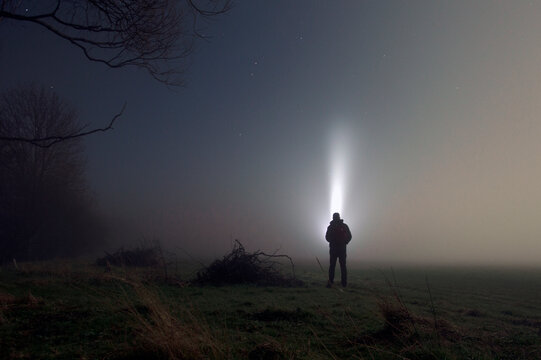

{"left": 194, "top": 240, "right": 303, "bottom": 286}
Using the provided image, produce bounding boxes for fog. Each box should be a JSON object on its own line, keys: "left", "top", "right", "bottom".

{"left": 2, "top": 1, "right": 541, "bottom": 265}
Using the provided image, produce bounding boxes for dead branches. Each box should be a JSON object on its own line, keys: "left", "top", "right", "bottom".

{"left": 0, "top": 102, "right": 125, "bottom": 148}
{"left": 194, "top": 240, "right": 303, "bottom": 286}
{"left": 0, "top": 0, "right": 231, "bottom": 85}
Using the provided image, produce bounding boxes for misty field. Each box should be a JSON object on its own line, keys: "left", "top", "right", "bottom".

{"left": 1, "top": 261, "right": 540, "bottom": 360}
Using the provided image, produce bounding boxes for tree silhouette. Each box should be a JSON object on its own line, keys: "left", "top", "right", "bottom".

{"left": 0, "top": 85, "right": 102, "bottom": 261}
{"left": 0, "top": 0, "right": 231, "bottom": 85}
{"left": 0, "top": 0, "right": 231, "bottom": 145}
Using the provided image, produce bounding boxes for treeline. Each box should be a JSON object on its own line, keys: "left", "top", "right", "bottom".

{"left": 0, "top": 86, "right": 105, "bottom": 262}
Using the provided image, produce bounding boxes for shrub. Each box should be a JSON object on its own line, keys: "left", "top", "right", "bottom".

{"left": 96, "top": 246, "right": 162, "bottom": 267}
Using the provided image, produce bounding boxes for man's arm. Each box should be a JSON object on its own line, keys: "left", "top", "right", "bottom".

{"left": 325, "top": 226, "right": 331, "bottom": 242}
{"left": 345, "top": 225, "right": 352, "bottom": 244}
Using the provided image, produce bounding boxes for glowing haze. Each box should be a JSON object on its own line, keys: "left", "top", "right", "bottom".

{"left": 2, "top": 1, "right": 541, "bottom": 265}
{"left": 329, "top": 124, "right": 349, "bottom": 217}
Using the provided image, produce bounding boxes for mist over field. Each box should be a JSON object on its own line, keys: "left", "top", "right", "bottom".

{"left": 2, "top": 1, "right": 541, "bottom": 266}
{"left": 4, "top": 3, "right": 541, "bottom": 359}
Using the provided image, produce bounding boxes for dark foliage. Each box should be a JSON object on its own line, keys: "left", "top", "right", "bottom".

{"left": 0, "top": 86, "right": 104, "bottom": 262}
{"left": 194, "top": 240, "right": 303, "bottom": 286}
{"left": 96, "top": 246, "right": 161, "bottom": 267}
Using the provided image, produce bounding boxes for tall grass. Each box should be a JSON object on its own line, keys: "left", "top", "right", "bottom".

{"left": 120, "top": 281, "right": 227, "bottom": 360}
{"left": 309, "top": 272, "right": 462, "bottom": 360}
{"left": 0, "top": 292, "right": 12, "bottom": 324}
{"left": 9, "top": 260, "right": 228, "bottom": 359}
{"left": 370, "top": 273, "right": 462, "bottom": 359}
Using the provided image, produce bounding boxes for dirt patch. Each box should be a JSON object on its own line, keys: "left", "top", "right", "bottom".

{"left": 463, "top": 308, "right": 484, "bottom": 317}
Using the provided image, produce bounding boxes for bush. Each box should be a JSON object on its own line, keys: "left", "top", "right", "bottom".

{"left": 96, "top": 246, "right": 162, "bottom": 267}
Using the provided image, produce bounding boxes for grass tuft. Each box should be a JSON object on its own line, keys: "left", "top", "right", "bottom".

{"left": 376, "top": 296, "right": 419, "bottom": 337}
{"left": 122, "top": 283, "right": 226, "bottom": 360}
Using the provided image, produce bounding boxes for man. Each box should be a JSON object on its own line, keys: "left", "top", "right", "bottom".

{"left": 325, "top": 212, "right": 352, "bottom": 288}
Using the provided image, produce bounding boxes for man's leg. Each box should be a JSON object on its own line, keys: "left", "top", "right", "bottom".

{"left": 328, "top": 251, "right": 338, "bottom": 286}
{"left": 338, "top": 252, "right": 347, "bottom": 287}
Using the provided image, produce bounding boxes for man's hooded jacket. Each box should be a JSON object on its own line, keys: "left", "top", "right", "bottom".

{"left": 325, "top": 219, "right": 352, "bottom": 250}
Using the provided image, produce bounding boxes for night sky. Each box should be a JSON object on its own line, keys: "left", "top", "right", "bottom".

{"left": 2, "top": 1, "right": 541, "bottom": 265}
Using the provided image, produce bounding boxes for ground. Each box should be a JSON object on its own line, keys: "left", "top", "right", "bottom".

{"left": 1, "top": 261, "right": 540, "bottom": 359}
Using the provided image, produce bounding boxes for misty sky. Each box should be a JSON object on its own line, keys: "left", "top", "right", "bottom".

{"left": 2, "top": 1, "right": 541, "bottom": 265}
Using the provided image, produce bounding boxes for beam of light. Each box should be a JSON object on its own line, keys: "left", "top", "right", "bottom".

{"left": 330, "top": 179, "right": 343, "bottom": 215}
{"left": 329, "top": 124, "right": 349, "bottom": 217}
{"left": 313, "top": 122, "right": 354, "bottom": 252}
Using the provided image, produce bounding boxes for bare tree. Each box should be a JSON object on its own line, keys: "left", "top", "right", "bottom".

{"left": 0, "top": 85, "right": 102, "bottom": 261}
{"left": 0, "top": 0, "right": 231, "bottom": 85}
{"left": 0, "top": 0, "right": 231, "bottom": 146}
{"left": 0, "top": 102, "right": 126, "bottom": 148}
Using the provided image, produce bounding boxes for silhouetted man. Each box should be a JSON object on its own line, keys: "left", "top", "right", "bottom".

{"left": 325, "top": 212, "right": 352, "bottom": 288}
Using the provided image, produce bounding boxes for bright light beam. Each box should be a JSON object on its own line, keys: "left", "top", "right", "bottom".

{"left": 330, "top": 180, "right": 343, "bottom": 215}
{"left": 329, "top": 124, "right": 349, "bottom": 217}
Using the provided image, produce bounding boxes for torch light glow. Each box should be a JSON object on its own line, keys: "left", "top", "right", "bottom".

{"left": 330, "top": 164, "right": 344, "bottom": 215}
{"left": 329, "top": 124, "right": 349, "bottom": 217}
{"left": 313, "top": 122, "right": 354, "bottom": 247}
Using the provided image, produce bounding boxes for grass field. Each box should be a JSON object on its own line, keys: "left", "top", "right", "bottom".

{"left": 1, "top": 260, "right": 540, "bottom": 359}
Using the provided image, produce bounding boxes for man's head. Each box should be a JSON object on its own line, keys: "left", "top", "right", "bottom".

{"left": 332, "top": 212, "right": 341, "bottom": 221}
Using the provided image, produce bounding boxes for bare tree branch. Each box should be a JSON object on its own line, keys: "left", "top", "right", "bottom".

{"left": 0, "top": 1, "right": 230, "bottom": 146}
{"left": 0, "top": 102, "right": 126, "bottom": 148}
{"left": 0, "top": 0, "right": 231, "bottom": 85}
{"left": 188, "top": 0, "right": 232, "bottom": 16}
